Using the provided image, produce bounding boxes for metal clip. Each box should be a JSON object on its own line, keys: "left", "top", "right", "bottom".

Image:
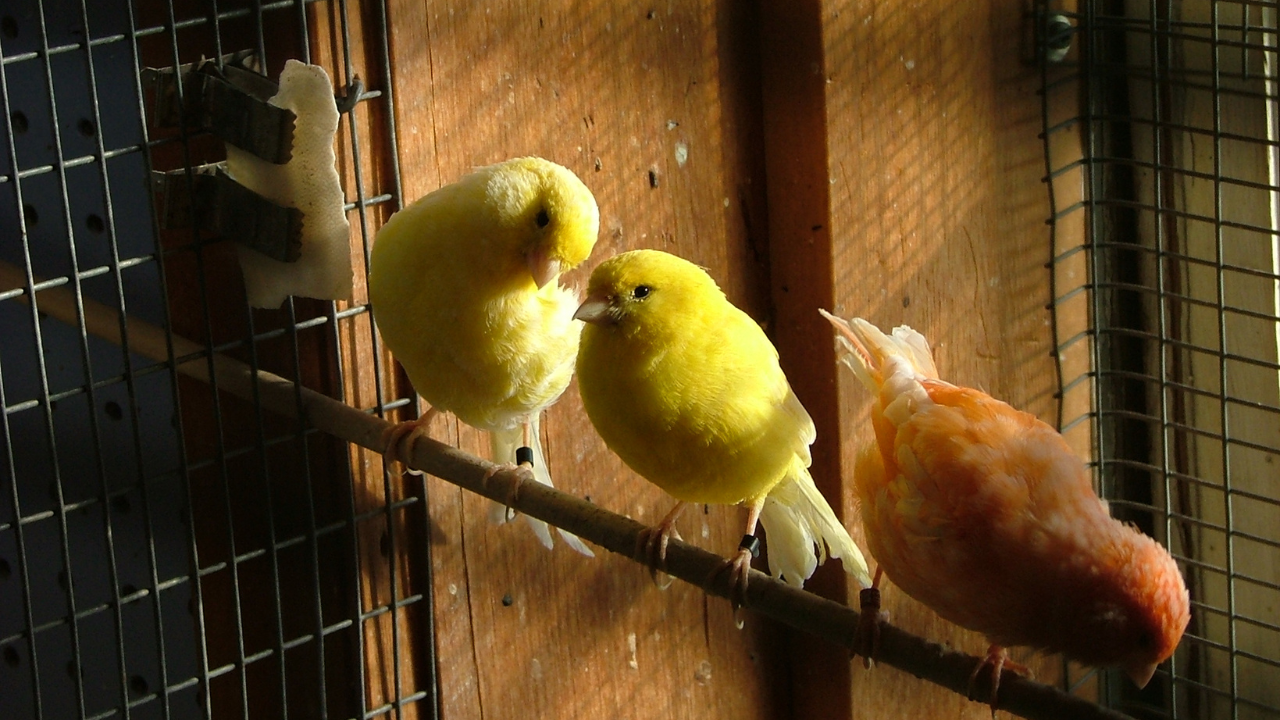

{"left": 142, "top": 52, "right": 296, "bottom": 164}
{"left": 152, "top": 165, "right": 303, "bottom": 262}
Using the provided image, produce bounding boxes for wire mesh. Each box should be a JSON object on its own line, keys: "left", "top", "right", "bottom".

{"left": 0, "top": 0, "right": 434, "bottom": 718}
{"left": 1042, "top": 1, "right": 1280, "bottom": 719}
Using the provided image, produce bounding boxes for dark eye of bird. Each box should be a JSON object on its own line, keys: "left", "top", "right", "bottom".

{"left": 632, "top": 285, "right": 651, "bottom": 300}
{"left": 535, "top": 209, "right": 550, "bottom": 228}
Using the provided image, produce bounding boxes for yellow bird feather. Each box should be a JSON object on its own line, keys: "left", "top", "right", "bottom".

{"left": 368, "top": 157, "right": 598, "bottom": 555}
{"left": 574, "top": 249, "right": 871, "bottom": 589}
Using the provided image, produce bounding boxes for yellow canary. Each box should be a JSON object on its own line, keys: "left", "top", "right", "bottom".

{"left": 574, "top": 249, "right": 871, "bottom": 594}
{"left": 368, "top": 157, "right": 599, "bottom": 555}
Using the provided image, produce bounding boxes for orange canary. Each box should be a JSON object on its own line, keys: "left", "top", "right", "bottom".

{"left": 823, "top": 312, "right": 1189, "bottom": 697}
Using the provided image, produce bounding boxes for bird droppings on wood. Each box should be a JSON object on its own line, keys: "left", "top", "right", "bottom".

{"left": 627, "top": 633, "right": 638, "bottom": 670}
{"left": 695, "top": 660, "right": 713, "bottom": 685}
{"left": 502, "top": 593, "right": 514, "bottom": 607}
{"left": 649, "top": 169, "right": 659, "bottom": 188}
{"left": 674, "top": 142, "right": 689, "bottom": 167}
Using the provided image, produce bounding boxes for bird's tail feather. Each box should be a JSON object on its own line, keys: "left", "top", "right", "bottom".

{"left": 759, "top": 459, "right": 871, "bottom": 588}
{"left": 489, "top": 416, "right": 595, "bottom": 556}
{"left": 820, "top": 310, "right": 938, "bottom": 388}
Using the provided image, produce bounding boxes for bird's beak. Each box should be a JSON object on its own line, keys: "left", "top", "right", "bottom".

{"left": 1125, "top": 661, "right": 1157, "bottom": 689}
{"left": 573, "top": 294, "right": 612, "bottom": 324}
{"left": 527, "top": 247, "right": 562, "bottom": 290}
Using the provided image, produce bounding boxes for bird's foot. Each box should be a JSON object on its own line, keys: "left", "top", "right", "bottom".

{"left": 381, "top": 409, "right": 438, "bottom": 476}
{"left": 636, "top": 502, "right": 688, "bottom": 589}
{"left": 704, "top": 535, "right": 758, "bottom": 629}
{"left": 636, "top": 523, "right": 682, "bottom": 589}
{"left": 856, "top": 567, "right": 886, "bottom": 669}
{"left": 481, "top": 461, "right": 529, "bottom": 523}
{"left": 967, "top": 645, "right": 1030, "bottom": 716}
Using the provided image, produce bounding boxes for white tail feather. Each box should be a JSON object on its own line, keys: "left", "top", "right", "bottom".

{"left": 489, "top": 415, "right": 595, "bottom": 556}
{"left": 758, "top": 459, "right": 871, "bottom": 588}
{"left": 820, "top": 310, "right": 939, "bottom": 387}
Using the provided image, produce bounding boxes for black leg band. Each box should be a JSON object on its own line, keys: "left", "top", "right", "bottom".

{"left": 860, "top": 586, "right": 881, "bottom": 611}
{"left": 739, "top": 534, "right": 761, "bottom": 558}
{"left": 516, "top": 446, "right": 534, "bottom": 466}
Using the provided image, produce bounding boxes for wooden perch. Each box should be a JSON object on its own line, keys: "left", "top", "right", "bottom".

{"left": 0, "top": 259, "right": 1135, "bottom": 720}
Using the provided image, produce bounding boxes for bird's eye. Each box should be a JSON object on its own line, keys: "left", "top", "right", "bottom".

{"left": 1137, "top": 631, "right": 1154, "bottom": 650}
{"left": 632, "top": 285, "right": 651, "bottom": 300}
{"left": 534, "top": 209, "right": 550, "bottom": 228}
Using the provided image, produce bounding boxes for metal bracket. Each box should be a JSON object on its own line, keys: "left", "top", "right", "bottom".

{"left": 153, "top": 164, "right": 303, "bottom": 262}
{"left": 142, "top": 52, "right": 296, "bottom": 164}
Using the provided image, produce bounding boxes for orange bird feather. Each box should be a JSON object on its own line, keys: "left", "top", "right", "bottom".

{"left": 823, "top": 312, "right": 1189, "bottom": 690}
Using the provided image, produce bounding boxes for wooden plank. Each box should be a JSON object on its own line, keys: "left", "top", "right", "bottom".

{"left": 755, "top": 1, "right": 852, "bottom": 717}
{"left": 383, "top": 2, "right": 783, "bottom": 718}
{"left": 309, "top": 1, "right": 432, "bottom": 717}
{"left": 820, "top": 1, "right": 1067, "bottom": 716}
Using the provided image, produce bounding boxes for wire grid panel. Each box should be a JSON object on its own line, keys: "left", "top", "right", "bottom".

{"left": 1044, "top": 2, "right": 1280, "bottom": 719}
{"left": 0, "top": 0, "right": 433, "bottom": 718}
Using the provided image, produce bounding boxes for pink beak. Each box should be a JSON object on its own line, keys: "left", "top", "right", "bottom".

{"left": 527, "top": 247, "right": 562, "bottom": 290}
{"left": 1125, "top": 661, "right": 1157, "bottom": 689}
{"left": 573, "top": 295, "right": 611, "bottom": 324}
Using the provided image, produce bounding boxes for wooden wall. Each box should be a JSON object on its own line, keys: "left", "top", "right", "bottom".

{"left": 352, "top": 0, "right": 1074, "bottom": 717}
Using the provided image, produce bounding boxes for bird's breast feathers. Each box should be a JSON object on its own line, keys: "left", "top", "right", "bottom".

{"left": 388, "top": 274, "right": 582, "bottom": 430}
{"left": 579, "top": 316, "right": 804, "bottom": 504}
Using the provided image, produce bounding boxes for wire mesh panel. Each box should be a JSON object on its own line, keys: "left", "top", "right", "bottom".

{"left": 0, "top": 0, "right": 432, "bottom": 718}
{"left": 1044, "top": 1, "right": 1280, "bottom": 718}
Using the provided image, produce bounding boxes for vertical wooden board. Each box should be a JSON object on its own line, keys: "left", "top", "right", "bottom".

{"left": 309, "top": 1, "right": 432, "bottom": 716}
{"left": 383, "top": 2, "right": 783, "bottom": 718}
{"left": 820, "top": 0, "right": 1065, "bottom": 716}
{"left": 755, "top": 1, "right": 855, "bottom": 718}
{"left": 1040, "top": 0, "right": 1092, "bottom": 465}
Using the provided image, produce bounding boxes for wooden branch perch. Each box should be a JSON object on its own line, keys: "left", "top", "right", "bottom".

{"left": 0, "top": 260, "right": 1135, "bottom": 720}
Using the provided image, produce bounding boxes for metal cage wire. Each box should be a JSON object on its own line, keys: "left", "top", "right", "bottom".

{"left": 1043, "top": 1, "right": 1280, "bottom": 719}
{"left": 0, "top": 0, "right": 435, "bottom": 718}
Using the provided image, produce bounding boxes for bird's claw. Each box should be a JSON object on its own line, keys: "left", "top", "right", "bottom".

{"left": 967, "top": 645, "right": 1030, "bottom": 716}
{"left": 381, "top": 420, "right": 426, "bottom": 476}
{"left": 856, "top": 566, "right": 886, "bottom": 669}
{"left": 703, "top": 543, "right": 755, "bottom": 629}
{"left": 497, "top": 445, "right": 537, "bottom": 522}
{"left": 636, "top": 524, "right": 680, "bottom": 589}
{"left": 727, "top": 547, "right": 753, "bottom": 629}
{"left": 381, "top": 407, "right": 438, "bottom": 476}
{"left": 481, "top": 461, "right": 529, "bottom": 522}
{"left": 856, "top": 585, "right": 884, "bottom": 669}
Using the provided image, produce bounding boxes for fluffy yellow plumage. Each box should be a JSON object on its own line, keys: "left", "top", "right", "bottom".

{"left": 574, "top": 249, "right": 871, "bottom": 593}
{"left": 368, "top": 157, "right": 598, "bottom": 555}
